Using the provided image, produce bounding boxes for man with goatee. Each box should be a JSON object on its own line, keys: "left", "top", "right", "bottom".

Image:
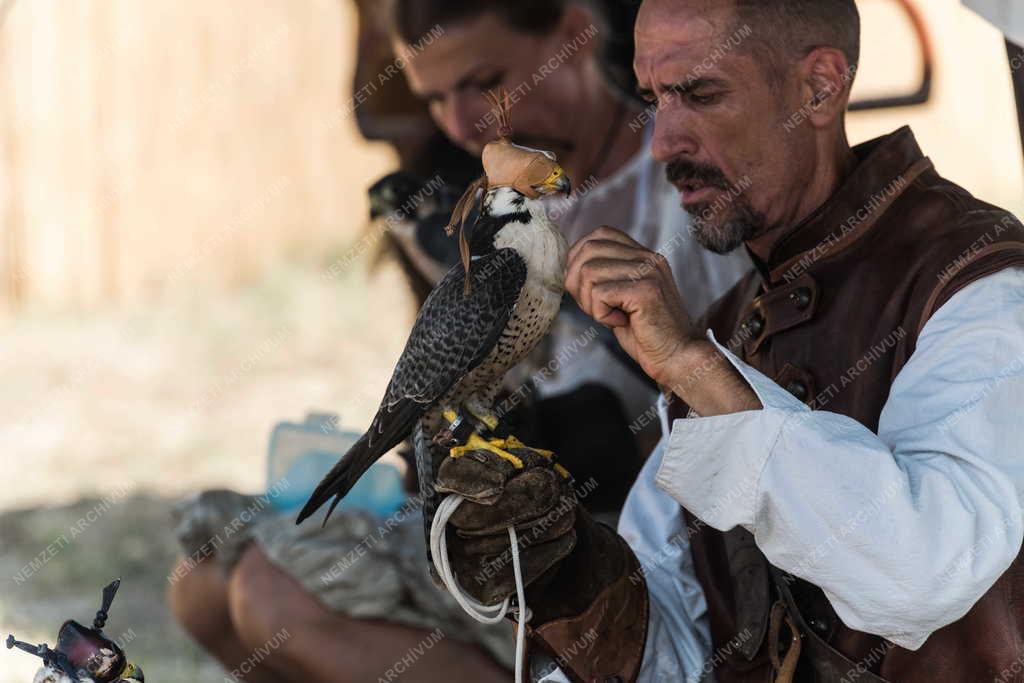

{"left": 437, "top": 0, "right": 1024, "bottom": 681}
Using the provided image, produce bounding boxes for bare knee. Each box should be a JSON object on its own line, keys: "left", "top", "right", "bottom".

{"left": 228, "top": 545, "right": 299, "bottom": 649}
{"left": 167, "top": 554, "right": 234, "bottom": 646}
{"left": 228, "top": 547, "right": 509, "bottom": 683}
{"left": 229, "top": 545, "right": 363, "bottom": 680}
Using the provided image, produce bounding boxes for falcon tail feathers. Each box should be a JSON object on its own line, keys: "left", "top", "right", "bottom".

{"left": 294, "top": 431, "right": 374, "bottom": 526}
{"left": 295, "top": 399, "right": 424, "bottom": 526}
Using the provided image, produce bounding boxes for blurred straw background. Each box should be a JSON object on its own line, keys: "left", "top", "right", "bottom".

{"left": 0, "top": 0, "right": 1020, "bottom": 681}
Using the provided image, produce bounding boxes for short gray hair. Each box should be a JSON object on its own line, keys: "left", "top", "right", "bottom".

{"left": 733, "top": 0, "right": 860, "bottom": 86}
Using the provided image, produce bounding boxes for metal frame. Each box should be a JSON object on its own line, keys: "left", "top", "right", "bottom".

{"left": 849, "top": 0, "right": 935, "bottom": 112}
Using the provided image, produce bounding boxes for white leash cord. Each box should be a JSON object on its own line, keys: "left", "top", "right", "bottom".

{"left": 430, "top": 494, "right": 529, "bottom": 683}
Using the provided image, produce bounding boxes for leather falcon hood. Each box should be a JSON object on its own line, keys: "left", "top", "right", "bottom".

{"left": 445, "top": 88, "right": 565, "bottom": 294}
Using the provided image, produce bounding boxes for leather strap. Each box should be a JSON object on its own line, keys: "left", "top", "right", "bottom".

{"left": 768, "top": 567, "right": 892, "bottom": 683}
{"left": 769, "top": 600, "right": 802, "bottom": 683}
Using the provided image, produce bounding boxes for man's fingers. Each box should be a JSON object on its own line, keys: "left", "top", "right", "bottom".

{"left": 566, "top": 225, "right": 647, "bottom": 267}
{"left": 455, "top": 505, "right": 576, "bottom": 552}
{"left": 566, "top": 242, "right": 665, "bottom": 307}
{"left": 448, "top": 531, "right": 577, "bottom": 607}
{"left": 435, "top": 451, "right": 516, "bottom": 501}
{"left": 590, "top": 279, "right": 646, "bottom": 328}
{"left": 448, "top": 467, "right": 563, "bottom": 532}
{"left": 598, "top": 308, "right": 630, "bottom": 327}
{"left": 566, "top": 239, "right": 652, "bottom": 284}
{"left": 567, "top": 225, "right": 645, "bottom": 256}
{"left": 570, "top": 257, "right": 650, "bottom": 317}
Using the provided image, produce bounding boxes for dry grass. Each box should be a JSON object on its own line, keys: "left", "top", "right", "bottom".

{"left": 0, "top": 254, "right": 415, "bottom": 682}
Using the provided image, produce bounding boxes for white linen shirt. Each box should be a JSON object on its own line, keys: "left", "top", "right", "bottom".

{"left": 541, "top": 266, "right": 1024, "bottom": 682}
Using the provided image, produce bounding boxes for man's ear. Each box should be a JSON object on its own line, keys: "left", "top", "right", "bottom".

{"left": 554, "top": 4, "right": 600, "bottom": 59}
{"left": 799, "top": 47, "right": 855, "bottom": 128}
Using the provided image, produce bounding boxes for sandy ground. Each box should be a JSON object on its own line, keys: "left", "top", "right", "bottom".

{"left": 0, "top": 252, "right": 414, "bottom": 682}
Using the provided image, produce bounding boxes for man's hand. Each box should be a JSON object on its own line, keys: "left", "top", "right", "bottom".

{"left": 433, "top": 445, "right": 650, "bottom": 681}
{"left": 565, "top": 225, "right": 761, "bottom": 416}
{"left": 434, "top": 449, "right": 578, "bottom": 607}
{"left": 565, "top": 226, "right": 697, "bottom": 387}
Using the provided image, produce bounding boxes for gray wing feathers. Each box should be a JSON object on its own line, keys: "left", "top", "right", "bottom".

{"left": 381, "top": 248, "right": 527, "bottom": 416}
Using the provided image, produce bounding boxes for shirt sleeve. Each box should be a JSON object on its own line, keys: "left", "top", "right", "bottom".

{"left": 656, "top": 267, "right": 1024, "bottom": 650}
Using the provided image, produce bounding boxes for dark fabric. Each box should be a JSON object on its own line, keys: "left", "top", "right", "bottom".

{"left": 676, "top": 127, "right": 1024, "bottom": 682}
{"left": 534, "top": 383, "right": 643, "bottom": 514}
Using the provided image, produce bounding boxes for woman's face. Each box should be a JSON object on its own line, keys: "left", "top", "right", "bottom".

{"left": 397, "top": 11, "right": 600, "bottom": 172}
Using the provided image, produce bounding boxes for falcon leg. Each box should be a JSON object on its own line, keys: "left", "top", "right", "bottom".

{"left": 438, "top": 406, "right": 571, "bottom": 479}
{"left": 463, "top": 397, "right": 500, "bottom": 434}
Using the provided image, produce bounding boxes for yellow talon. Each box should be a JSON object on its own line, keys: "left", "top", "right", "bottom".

{"left": 445, "top": 427, "right": 569, "bottom": 478}
{"left": 442, "top": 409, "right": 459, "bottom": 424}
{"left": 449, "top": 432, "right": 524, "bottom": 469}
{"left": 504, "top": 435, "right": 555, "bottom": 459}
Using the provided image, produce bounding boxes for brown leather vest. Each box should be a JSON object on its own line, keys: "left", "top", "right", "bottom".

{"left": 673, "top": 128, "right": 1024, "bottom": 682}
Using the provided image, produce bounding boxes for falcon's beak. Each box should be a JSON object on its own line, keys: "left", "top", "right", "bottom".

{"left": 534, "top": 165, "right": 572, "bottom": 197}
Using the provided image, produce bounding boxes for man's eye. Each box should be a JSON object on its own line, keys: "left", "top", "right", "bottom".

{"left": 689, "top": 91, "right": 723, "bottom": 106}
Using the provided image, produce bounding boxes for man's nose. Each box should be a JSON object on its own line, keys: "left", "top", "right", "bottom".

{"left": 650, "top": 105, "right": 700, "bottom": 163}
{"left": 443, "top": 93, "right": 489, "bottom": 149}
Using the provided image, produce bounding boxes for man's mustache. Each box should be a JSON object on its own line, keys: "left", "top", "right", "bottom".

{"left": 665, "top": 159, "right": 730, "bottom": 190}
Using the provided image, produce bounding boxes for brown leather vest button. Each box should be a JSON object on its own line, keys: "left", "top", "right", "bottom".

{"left": 786, "top": 380, "right": 808, "bottom": 402}
{"left": 742, "top": 313, "right": 765, "bottom": 337}
{"left": 789, "top": 287, "right": 812, "bottom": 311}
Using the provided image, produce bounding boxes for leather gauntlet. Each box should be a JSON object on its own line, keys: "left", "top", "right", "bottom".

{"left": 435, "top": 449, "right": 649, "bottom": 682}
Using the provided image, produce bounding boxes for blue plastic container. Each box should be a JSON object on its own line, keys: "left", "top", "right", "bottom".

{"left": 266, "top": 413, "right": 406, "bottom": 518}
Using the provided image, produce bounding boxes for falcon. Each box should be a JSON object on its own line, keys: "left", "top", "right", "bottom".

{"left": 297, "top": 91, "right": 572, "bottom": 526}
{"left": 6, "top": 579, "right": 145, "bottom": 683}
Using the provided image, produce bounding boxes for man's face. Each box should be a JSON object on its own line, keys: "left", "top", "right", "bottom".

{"left": 635, "top": 0, "right": 815, "bottom": 253}
{"left": 397, "top": 13, "right": 591, "bottom": 168}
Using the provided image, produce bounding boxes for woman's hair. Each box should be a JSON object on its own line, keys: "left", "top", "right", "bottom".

{"left": 387, "top": 0, "right": 642, "bottom": 104}
{"left": 390, "top": 0, "right": 568, "bottom": 45}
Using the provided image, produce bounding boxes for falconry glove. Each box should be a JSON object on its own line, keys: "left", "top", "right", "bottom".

{"left": 434, "top": 448, "right": 578, "bottom": 607}
{"left": 434, "top": 447, "right": 650, "bottom": 682}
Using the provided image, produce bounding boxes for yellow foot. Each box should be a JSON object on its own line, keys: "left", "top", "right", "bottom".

{"left": 449, "top": 432, "right": 525, "bottom": 469}
{"left": 501, "top": 436, "right": 570, "bottom": 478}
{"left": 449, "top": 432, "right": 571, "bottom": 479}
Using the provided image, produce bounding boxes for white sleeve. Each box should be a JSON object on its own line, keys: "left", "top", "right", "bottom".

{"left": 656, "top": 267, "right": 1024, "bottom": 650}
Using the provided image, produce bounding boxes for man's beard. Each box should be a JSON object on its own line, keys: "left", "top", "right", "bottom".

{"left": 666, "top": 159, "right": 766, "bottom": 254}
